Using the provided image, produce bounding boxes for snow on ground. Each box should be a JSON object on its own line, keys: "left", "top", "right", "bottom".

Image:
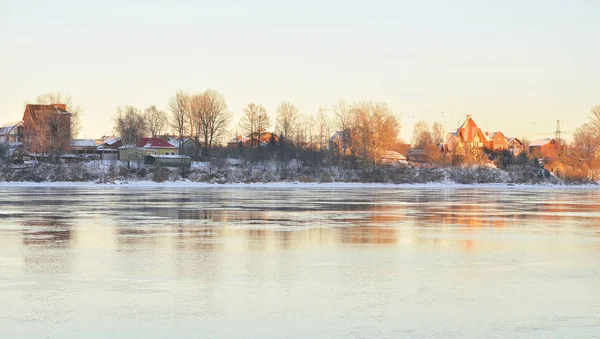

{"left": 0, "top": 181, "right": 598, "bottom": 189}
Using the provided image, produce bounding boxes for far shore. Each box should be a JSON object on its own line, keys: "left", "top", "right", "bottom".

{"left": 0, "top": 180, "right": 598, "bottom": 189}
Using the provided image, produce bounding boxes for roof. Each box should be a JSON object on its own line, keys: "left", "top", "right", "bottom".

{"left": 381, "top": 150, "right": 407, "bottom": 161}
{"left": 70, "top": 139, "right": 97, "bottom": 148}
{"left": 147, "top": 154, "right": 190, "bottom": 159}
{"left": 135, "top": 138, "right": 177, "bottom": 149}
{"left": 100, "top": 136, "right": 121, "bottom": 146}
{"left": 167, "top": 137, "right": 192, "bottom": 147}
{"left": 0, "top": 121, "right": 23, "bottom": 135}
{"left": 529, "top": 138, "right": 555, "bottom": 147}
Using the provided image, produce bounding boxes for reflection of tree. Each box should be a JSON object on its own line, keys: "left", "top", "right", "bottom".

{"left": 21, "top": 219, "right": 71, "bottom": 246}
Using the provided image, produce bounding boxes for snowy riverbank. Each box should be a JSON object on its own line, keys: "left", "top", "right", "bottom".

{"left": 0, "top": 180, "right": 598, "bottom": 189}
{"left": 0, "top": 160, "right": 597, "bottom": 187}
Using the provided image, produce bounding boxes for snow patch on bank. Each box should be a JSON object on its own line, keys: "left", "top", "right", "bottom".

{"left": 0, "top": 180, "right": 598, "bottom": 190}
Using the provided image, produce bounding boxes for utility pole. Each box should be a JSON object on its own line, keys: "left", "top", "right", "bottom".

{"left": 555, "top": 120, "right": 561, "bottom": 141}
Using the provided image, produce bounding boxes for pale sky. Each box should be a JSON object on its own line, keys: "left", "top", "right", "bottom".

{"left": 1, "top": 0, "right": 599, "bottom": 141}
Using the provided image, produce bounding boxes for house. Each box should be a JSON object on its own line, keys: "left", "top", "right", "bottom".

{"left": 168, "top": 137, "right": 197, "bottom": 157}
{"left": 22, "top": 104, "right": 71, "bottom": 156}
{"left": 529, "top": 138, "right": 558, "bottom": 159}
{"left": 443, "top": 115, "right": 487, "bottom": 153}
{"left": 486, "top": 131, "right": 509, "bottom": 151}
{"left": 70, "top": 139, "right": 98, "bottom": 158}
{"left": 507, "top": 138, "right": 525, "bottom": 155}
{"left": 407, "top": 148, "right": 436, "bottom": 163}
{"left": 119, "top": 137, "right": 178, "bottom": 163}
{"left": 97, "top": 136, "right": 122, "bottom": 160}
{"left": 0, "top": 121, "right": 25, "bottom": 162}
{"left": 381, "top": 150, "right": 408, "bottom": 164}
{"left": 227, "top": 131, "right": 279, "bottom": 149}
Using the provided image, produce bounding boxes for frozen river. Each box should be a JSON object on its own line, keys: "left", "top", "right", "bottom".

{"left": 1, "top": 185, "right": 599, "bottom": 338}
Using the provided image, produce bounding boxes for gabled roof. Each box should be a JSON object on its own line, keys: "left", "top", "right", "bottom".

{"left": 529, "top": 138, "right": 555, "bottom": 147}
{"left": 70, "top": 139, "right": 97, "bottom": 147}
{"left": 0, "top": 121, "right": 22, "bottom": 135}
{"left": 508, "top": 137, "right": 523, "bottom": 145}
{"left": 168, "top": 137, "right": 192, "bottom": 147}
{"left": 456, "top": 114, "right": 484, "bottom": 143}
{"left": 100, "top": 136, "right": 121, "bottom": 146}
{"left": 135, "top": 137, "right": 177, "bottom": 149}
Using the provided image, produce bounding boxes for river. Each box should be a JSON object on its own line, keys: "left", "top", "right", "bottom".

{"left": 1, "top": 185, "right": 599, "bottom": 338}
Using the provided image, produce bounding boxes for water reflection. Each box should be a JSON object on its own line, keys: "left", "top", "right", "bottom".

{"left": 2, "top": 187, "right": 600, "bottom": 338}
{"left": 1, "top": 187, "right": 599, "bottom": 252}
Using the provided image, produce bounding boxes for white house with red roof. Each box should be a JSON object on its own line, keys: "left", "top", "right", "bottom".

{"left": 119, "top": 137, "right": 178, "bottom": 162}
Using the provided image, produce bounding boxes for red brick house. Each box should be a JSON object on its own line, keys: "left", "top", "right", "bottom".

{"left": 486, "top": 131, "right": 509, "bottom": 151}
{"left": 507, "top": 138, "right": 525, "bottom": 155}
{"left": 529, "top": 139, "right": 558, "bottom": 159}
{"left": 22, "top": 104, "right": 71, "bottom": 156}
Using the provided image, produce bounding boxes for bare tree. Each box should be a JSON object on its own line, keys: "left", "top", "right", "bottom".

{"left": 114, "top": 106, "right": 147, "bottom": 147}
{"left": 317, "top": 107, "right": 330, "bottom": 150}
{"left": 333, "top": 100, "right": 354, "bottom": 168}
{"left": 591, "top": 105, "right": 600, "bottom": 133}
{"left": 351, "top": 101, "right": 399, "bottom": 164}
{"left": 412, "top": 121, "right": 434, "bottom": 148}
{"left": 240, "top": 103, "right": 270, "bottom": 147}
{"left": 276, "top": 101, "right": 299, "bottom": 143}
{"left": 23, "top": 105, "right": 71, "bottom": 159}
{"left": 431, "top": 121, "right": 444, "bottom": 146}
{"left": 168, "top": 91, "right": 190, "bottom": 156}
{"left": 144, "top": 105, "right": 168, "bottom": 137}
{"left": 190, "top": 90, "right": 231, "bottom": 157}
{"left": 35, "top": 92, "right": 83, "bottom": 138}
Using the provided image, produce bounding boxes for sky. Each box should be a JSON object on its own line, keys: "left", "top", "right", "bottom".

{"left": 1, "top": 0, "right": 599, "bottom": 142}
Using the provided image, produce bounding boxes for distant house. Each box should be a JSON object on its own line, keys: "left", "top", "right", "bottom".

{"left": 70, "top": 139, "right": 98, "bottom": 158}
{"left": 22, "top": 104, "right": 71, "bottom": 156}
{"left": 486, "top": 131, "right": 509, "bottom": 151}
{"left": 227, "top": 131, "right": 279, "bottom": 149}
{"left": 168, "top": 137, "right": 197, "bottom": 157}
{"left": 507, "top": 138, "right": 525, "bottom": 155}
{"left": 381, "top": 150, "right": 407, "bottom": 164}
{"left": 0, "top": 121, "right": 25, "bottom": 162}
{"left": 119, "top": 137, "right": 178, "bottom": 163}
{"left": 443, "top": 115, "right": 487, "bottom": 153}
{"left": 407, "top": 148, "right": 435, "bottom": 163}
{"left": 97, "top": 136, "right": 122, "bottom": 160}
{"left": 529, "top": 138, "right": 558, "bottom": 159}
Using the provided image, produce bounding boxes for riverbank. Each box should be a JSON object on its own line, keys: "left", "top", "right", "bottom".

{"left": 0, "top": 160, "right": 596, "bottom": 186}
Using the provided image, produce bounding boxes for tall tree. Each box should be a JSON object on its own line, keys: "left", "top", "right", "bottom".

{"left": 412, "top": 121, "right": 434, "bottom": 148}
{"left": 168, "top": 91, "right": 190, "bottom": 156}
{"left": 431, "top": 121, "right": 445, "bottom": 146}
{"left": 190, "top": 90, "right": 231, "bottom": 156}
{"left": 35, "top": 92, "right": 83, "bottom": 138}
{"left": 240, "top": 103, "right": 270, "bottom": 147}
{"left": 276, "top": 101, "right": 299, "bottom": 143}
{"left": 113, "top": 106, "right": 147, "bottom": 147}
{"left": 591, "top": 105, "right": 600, "bottom": 134}
{"left": 333, "top": 100, "right": 354, "bottom": 168}
{"left": 144, "top": 105, "right": 168, "bottom": 137}
{"left": 351, "top": 101, "right": 399, "bottom": 163}
{"left": 317, "top": 107, "right": 330, "bottom": 150}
